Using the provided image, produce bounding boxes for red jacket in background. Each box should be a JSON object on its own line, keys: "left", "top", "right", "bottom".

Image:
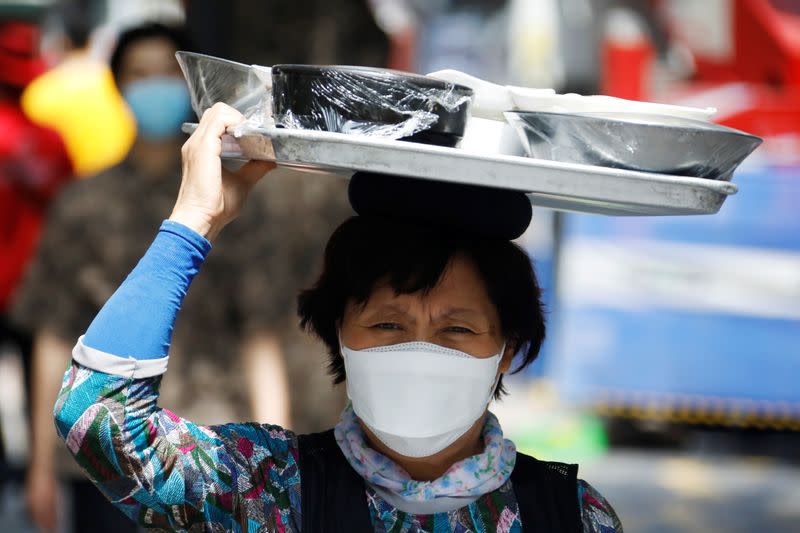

{"left": 0, "top": 99, "right": 72, "bottom": 312}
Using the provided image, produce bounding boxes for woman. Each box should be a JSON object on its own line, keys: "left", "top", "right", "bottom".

{"left": 54, "top": 103, "right": 623, "bottom": 532}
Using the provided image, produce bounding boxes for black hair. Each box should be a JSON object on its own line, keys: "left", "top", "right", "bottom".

{"left": 298, "top": 216, "right": 546, "bottom": 399}
{"left": 110, "top": 22, "right": 192, "bottom": 84}
{"left": 56, "top": 0, "right": 93, "bottom": 49}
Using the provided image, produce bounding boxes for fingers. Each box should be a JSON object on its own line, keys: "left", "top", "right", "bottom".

{"left": 186, "top": 103, "right": 245, "bottom": 156}
{"left": 196, "top": 102, "right": 245, "bottom": 138}
{"left": 26, "top": 474, "right": 59, "bottom": 533}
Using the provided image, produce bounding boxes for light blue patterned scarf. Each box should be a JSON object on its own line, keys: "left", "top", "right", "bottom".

{"left": 334, "top": 403, "right": 516, "bottom": 501}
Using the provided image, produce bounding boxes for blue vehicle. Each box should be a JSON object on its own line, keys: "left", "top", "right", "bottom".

{"left": 549, "top": 160, "right": 800, "bottom": 432}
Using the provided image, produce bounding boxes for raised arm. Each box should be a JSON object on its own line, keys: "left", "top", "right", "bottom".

{"left": 51, "top": 105, "right": 298, "bottom": 531}
{"left": 170, "top": 103, "right": 275, "bottom": 241}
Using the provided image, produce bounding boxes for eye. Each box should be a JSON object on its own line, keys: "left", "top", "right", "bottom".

{"left": 444, "top": 326, "right": 476, "bottom": 334}
{"left": 371, "top": 322, "right": 403, "bottom": 331}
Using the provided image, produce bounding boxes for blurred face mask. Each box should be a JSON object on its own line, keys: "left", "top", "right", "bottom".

{"left": 123, "top": 77, "right": 192, "bottom": 141}
{"left": 341, "top": 340, "right": 504, "bottom": 458}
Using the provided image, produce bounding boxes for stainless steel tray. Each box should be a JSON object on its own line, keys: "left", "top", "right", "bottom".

{"left": 505, "top": 111, "right": 762, "bottom": 182}
{"left": 182, "top": 123, "right": 738, "bottom": 216}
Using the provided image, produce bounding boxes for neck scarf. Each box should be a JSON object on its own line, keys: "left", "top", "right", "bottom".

{"left": 334, "top": 403, "right": 516, "bottom": 502}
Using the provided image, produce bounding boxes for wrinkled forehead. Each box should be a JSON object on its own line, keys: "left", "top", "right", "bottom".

{"left": 349, "top": 256, "right": 499, "bottom": 322}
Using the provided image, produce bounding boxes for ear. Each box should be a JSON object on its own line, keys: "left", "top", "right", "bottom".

{"left": 499, "top": 343, "right": 516, "bottom": 374}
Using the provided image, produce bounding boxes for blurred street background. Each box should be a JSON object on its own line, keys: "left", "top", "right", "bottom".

{"left": 1, "top": 1, "right": 798, "bottom": 532}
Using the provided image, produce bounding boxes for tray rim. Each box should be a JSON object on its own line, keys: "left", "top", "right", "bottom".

{"left": 183, "top": 122, "right": 737, "bottom": 195}
{"left": 182, "top": 123, "right": 738, "bottom": 216}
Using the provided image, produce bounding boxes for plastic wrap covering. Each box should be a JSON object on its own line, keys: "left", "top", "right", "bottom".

{"left": 505, "top": 111, "right": 762, "bottom": 181}
{"left": 271, "top": 65, "right": 473, "bottom": 142}
{"left": 176, "top": 52, "right": 274, "bottom": 128}
{"left": 177, "top": 52, "right": 474, "bottom": 143}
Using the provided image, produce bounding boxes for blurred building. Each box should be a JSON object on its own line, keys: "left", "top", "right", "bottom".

{"left": 549, "top": 0, "right": 800, "bottom": 435}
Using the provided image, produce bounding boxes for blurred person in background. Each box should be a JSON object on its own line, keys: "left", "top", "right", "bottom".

{"left": 0, "top": 9, "right": 72, "bottom": 495}
{"left": 11, "top": 21, "right": 303, "bottom": 533}
{"left": 367, "top": 0, "right": 509, "bottom": 80}
{"left": 21, "top": 0, "right": 136, "bottom": 178}
{"left": 185, "top": 0, "right": 388, "bottom": 67}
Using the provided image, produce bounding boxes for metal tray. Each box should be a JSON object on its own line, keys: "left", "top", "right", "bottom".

{"left": 505, "top": 111, "right": 762, "bottom": 182}
{"left": 182, "top": 123, "right": 738, "bottom": 216}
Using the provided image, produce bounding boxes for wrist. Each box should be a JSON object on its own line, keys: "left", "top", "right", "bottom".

{"left": 168, "top": 208, "right": 223, "bottom": 241}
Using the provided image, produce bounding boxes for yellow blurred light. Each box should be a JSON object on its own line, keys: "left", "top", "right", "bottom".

{"left": 21, "top": 56, "right": 136, "bottom": 177}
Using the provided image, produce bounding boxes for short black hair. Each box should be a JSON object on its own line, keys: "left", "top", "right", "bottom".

{"left": 110, "top": 22, "right": 192, "bottom": 84}
{"left": 298, "top": 216, "right": 546, "bottom": 399}
{"left": 57, "top": 1, "right": 93, "bottom": 50}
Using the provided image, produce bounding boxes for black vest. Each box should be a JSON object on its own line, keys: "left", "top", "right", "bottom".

{"left": 297, "top": 430, "right": 580, "bottom": 532}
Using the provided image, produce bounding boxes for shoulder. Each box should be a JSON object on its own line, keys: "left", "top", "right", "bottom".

{"left": 578, "top": 479, "right": 624, "bottom": 533}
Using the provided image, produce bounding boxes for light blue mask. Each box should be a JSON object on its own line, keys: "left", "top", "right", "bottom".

{"left": 123, "top": 77, "right": 192, "bottom": 141}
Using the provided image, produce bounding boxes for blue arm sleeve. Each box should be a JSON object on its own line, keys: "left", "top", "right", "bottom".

{"left": 82, "top": 220, "right": 211, "bottom": 359}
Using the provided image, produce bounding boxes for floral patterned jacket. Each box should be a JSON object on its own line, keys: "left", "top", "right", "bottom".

{"left": 56, "top": 354, "right": 623, "bottom": 532}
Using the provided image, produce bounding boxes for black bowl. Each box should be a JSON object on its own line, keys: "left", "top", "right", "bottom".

{"left": 272, "top": 64, "right": 474, "bottom": 147}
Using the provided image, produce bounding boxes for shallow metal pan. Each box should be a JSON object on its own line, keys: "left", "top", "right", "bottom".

{"left": 183, "top": 123, "right": 737, "bottom": 217}
{"left": 505, "top": 111, "right": 762, "bottom": 181}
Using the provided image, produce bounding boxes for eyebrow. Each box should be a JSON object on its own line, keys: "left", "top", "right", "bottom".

{"left": 361, "top": 303, "right": 412, "bottom": 317}
{"left": 438, "top": 307, "right": 484, "bottom": 319}
{"left": 363, "top": 304, "right": 487, "bottom": 325}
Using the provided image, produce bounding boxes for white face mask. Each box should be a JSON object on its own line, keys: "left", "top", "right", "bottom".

{"left": 341, "top": 340, "right": 504, "bottom": 458}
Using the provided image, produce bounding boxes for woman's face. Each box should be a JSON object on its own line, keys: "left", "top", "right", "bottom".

{"left": 117, "top": 36, "right": 181, "bottom": 90}
{"left": 341, "top": 255, "right": 514, "bottom": 369}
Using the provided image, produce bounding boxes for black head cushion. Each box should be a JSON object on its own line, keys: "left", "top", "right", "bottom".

{"left": 348, "top": 172, "right": 533, "bottom": 240}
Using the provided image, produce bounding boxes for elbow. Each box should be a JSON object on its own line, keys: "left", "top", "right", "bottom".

{"left": 52, "top": 364, "right": 84, "bottom": 441}
{"left": 53, "top": 398, "right": 75, "bottom": 442}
